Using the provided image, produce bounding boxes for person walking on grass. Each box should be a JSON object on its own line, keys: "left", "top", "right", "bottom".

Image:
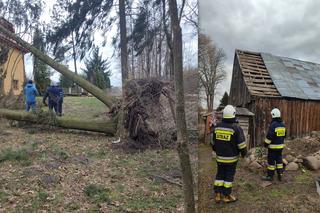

{"left": 262, "top": 108, "right": 286, "bottom": 181}
{"left": 24, "top": 79, "right": 39, "bottom": 112}
{"left": 211, "top": 105, "right": 247, "bottom": 203}
{"left": 43, "top": 80, "right": 64, "bottom": 116}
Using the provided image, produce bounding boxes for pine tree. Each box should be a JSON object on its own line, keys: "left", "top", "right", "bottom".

{"left": 82, "top": 47, "right": 111, "bottom": 90}
{"left": 60, "top": 74, "right": 74, "bottom": 88}
{"left": 33, "top": 27, "right": 51, "bottom": 94}
{"left": 219, "top": 91, "right": 229, "bottom": 108}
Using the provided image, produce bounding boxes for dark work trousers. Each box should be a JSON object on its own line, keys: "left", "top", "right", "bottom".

{"left": 214, "top": 162, "right": 237, "bottom": 195}
{"left": 58, "top": 101, "right": 63, "bottom": 115}
{"left": 49, "top": 102, "right": 59, "bottom": 115}
{"left": 26, "top": 101, "right": 36, "bottom": 112}
{"left": 267, "top": 149, "right": 283, "bottom": 177}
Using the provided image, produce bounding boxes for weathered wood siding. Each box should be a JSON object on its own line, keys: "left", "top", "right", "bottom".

{"left": 249, "top": 97, "right": 320, "bottom": 146}
{"left": 237, "top": 116, "right": 251, "bottom": 147}
{"left": 229, "top": 53, "right": 252, "bottom": 107}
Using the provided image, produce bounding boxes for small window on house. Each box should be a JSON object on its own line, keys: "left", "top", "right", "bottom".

{"left": 13, "top": 80, "right": 19, "bottom": 90}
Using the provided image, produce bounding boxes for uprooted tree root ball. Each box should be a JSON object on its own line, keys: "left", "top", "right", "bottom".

{"left": 110, "top": 79, "right": 177, "bottom": 150}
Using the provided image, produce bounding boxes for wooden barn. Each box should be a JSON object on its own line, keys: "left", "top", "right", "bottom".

{"left": 229, "top": 49, "right": 320, "bottom": 147}
{"left": 0, "top": 17, "right": 28, "bottom": 98}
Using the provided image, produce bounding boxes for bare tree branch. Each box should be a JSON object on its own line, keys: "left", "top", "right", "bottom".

{"left": 198, "top": 33, "right": 227, "bottom": 111}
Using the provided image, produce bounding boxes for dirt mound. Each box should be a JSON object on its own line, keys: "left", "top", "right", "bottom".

{"left": 111, "top": 79, "right": 176, "bottom": 150}
{"left": 284, "top": 136, "right": 320, "bottom": 157}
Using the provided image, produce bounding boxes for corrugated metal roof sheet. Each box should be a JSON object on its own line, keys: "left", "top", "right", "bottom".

{"left": 261, "top": 53, "right": 320, "bottom": 100}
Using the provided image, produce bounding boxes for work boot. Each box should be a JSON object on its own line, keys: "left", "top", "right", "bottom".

{"left": 223, "top": 194, "right": 238, "bottom": 203}
{"left": 261, "top": 175, "right": 273, "bottom": 181}
{"left": 214, "top": 192, "right": 222, "bottom": 203}
{"left": 277, "top": 173, "right": 283, "bottom": 181}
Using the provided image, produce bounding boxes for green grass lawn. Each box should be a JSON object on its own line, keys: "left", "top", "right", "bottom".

{"left": 0, "top": 96, "right": 193, "bottom": 212}
{"left": 36, "top": 96, "right": 108, "bottom": 121}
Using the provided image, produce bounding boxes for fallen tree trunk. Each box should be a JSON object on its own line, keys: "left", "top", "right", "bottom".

{"left": 0, "top": 25, "right": 113, "bottom": 108}
{"left": 0, "top": 109, "right": 116, "bottom": 135}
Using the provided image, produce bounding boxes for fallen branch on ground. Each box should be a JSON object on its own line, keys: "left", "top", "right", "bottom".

{"left": 0, "top": 109, "right": 116, "bottom": 135}
{"left": 150, "top": 173, "right": 183, "bottom": 187}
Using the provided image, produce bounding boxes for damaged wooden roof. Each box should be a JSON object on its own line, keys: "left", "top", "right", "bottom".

{"left": 236, "top": 49, "right": 280, "bottom": 97}
{"left": 236, "top": 49, "right": 320, "bottom": 100}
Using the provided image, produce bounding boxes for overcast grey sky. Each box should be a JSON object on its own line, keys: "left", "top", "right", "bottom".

{"left": 200, "top": 0, "right": 320, "bottom": 106}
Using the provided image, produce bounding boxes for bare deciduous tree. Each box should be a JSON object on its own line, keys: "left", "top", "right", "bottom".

{"left": 199, "top": 33, "right": 226, "bottom": 111}
{"left": 182, "top": 0, "right": 198, "bottom": 30}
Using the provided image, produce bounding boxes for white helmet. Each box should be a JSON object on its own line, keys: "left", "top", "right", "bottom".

{"left": 271, "top": 108, "right": 281, "bottom": 118}
{"left": 223, "top": 105, "right": 236, "bottom": 119}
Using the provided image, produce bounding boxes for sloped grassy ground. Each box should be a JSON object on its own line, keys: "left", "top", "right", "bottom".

{"left": 198, "top": 143, "right": 320, "bottom": 213}
{"left": 36, "top": 96, "right": 109, "bottom": 121}
{"left": 0, "top": 97, "right": 197, "bottom": 212}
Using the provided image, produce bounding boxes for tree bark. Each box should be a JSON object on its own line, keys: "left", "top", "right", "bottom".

{"left": 0, "top": 25, "right": 113, "bottom": 108}
{"left": 162, "top": 0, "right": 174, "bottom": 79}
{"left": 119, "top": 0, "right": 128, "bottom": 83}
{"left": 0, "top": 109, "right": 116, "bottom": 134}
{"left": 71, "top": 31, "right": 80, "bottom": 94}
{"left": 208, "top": 94, "right": 213, "bottom": 112}
{"left": 169, "top": 1, "right": 196, "bottom": 212}
{"left": 118, "top": 0, "right": 129, "bottom": 137}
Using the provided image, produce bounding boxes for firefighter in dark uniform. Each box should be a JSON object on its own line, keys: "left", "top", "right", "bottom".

{"left": 262, "top": 108, "right": 286, "bottom": 181}
{"left": 211, "top": 105, "right": 247, "bottom": 203}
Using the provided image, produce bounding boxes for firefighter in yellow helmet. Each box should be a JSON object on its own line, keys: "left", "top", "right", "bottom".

{"left": 211, "top": 105, "right": 247, "bottom": 203}
{"left": 262, "top": 108, "right": 286, "bottom": 181}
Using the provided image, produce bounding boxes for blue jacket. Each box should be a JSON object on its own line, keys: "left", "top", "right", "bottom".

{"left": 43, "top": 86, "right": 64, "bottom": 105}
{"left": 264, "top": 118, "right": 286, "bottom": 149}
{"left": 24, "top": 83, "right": 39, "bottom": 103}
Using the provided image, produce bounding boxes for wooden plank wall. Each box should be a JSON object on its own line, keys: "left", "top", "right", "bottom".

{"left": 237, "top": 116, "right": 250, "bottom": 147}
{"left": 229, "top": 53, "right": 252, "bottom": 107}
{"left": 249, "top": 98, "right": 320, "bottom": 146}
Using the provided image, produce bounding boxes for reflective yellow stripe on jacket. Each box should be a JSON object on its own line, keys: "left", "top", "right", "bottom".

{"left": 268, "top": 144, "right": 285, "bottom": 149}
{"left": 237, "top": 141, "right": 247, "bottom": 149}
{"left": 264, "top": 138, "right": 271, "bottom": 144}
{"left": 216, "top": 156, "right": 238, "bottom": 163}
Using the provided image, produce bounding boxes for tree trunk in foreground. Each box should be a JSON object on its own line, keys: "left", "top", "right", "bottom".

{"left": 169, "top": 1, "right": 196, "bottom": 212}
{"left": 0, "top": 109, "right": 116, "bottom": 135}
{"left": 0, "top": 25, "right": 113, "bottom": 108}
{"left": 119, "top": 0, "right": 129, "bottom": 83}
{"left": 117, "top": 0, "right": 129, "bottom": 137}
